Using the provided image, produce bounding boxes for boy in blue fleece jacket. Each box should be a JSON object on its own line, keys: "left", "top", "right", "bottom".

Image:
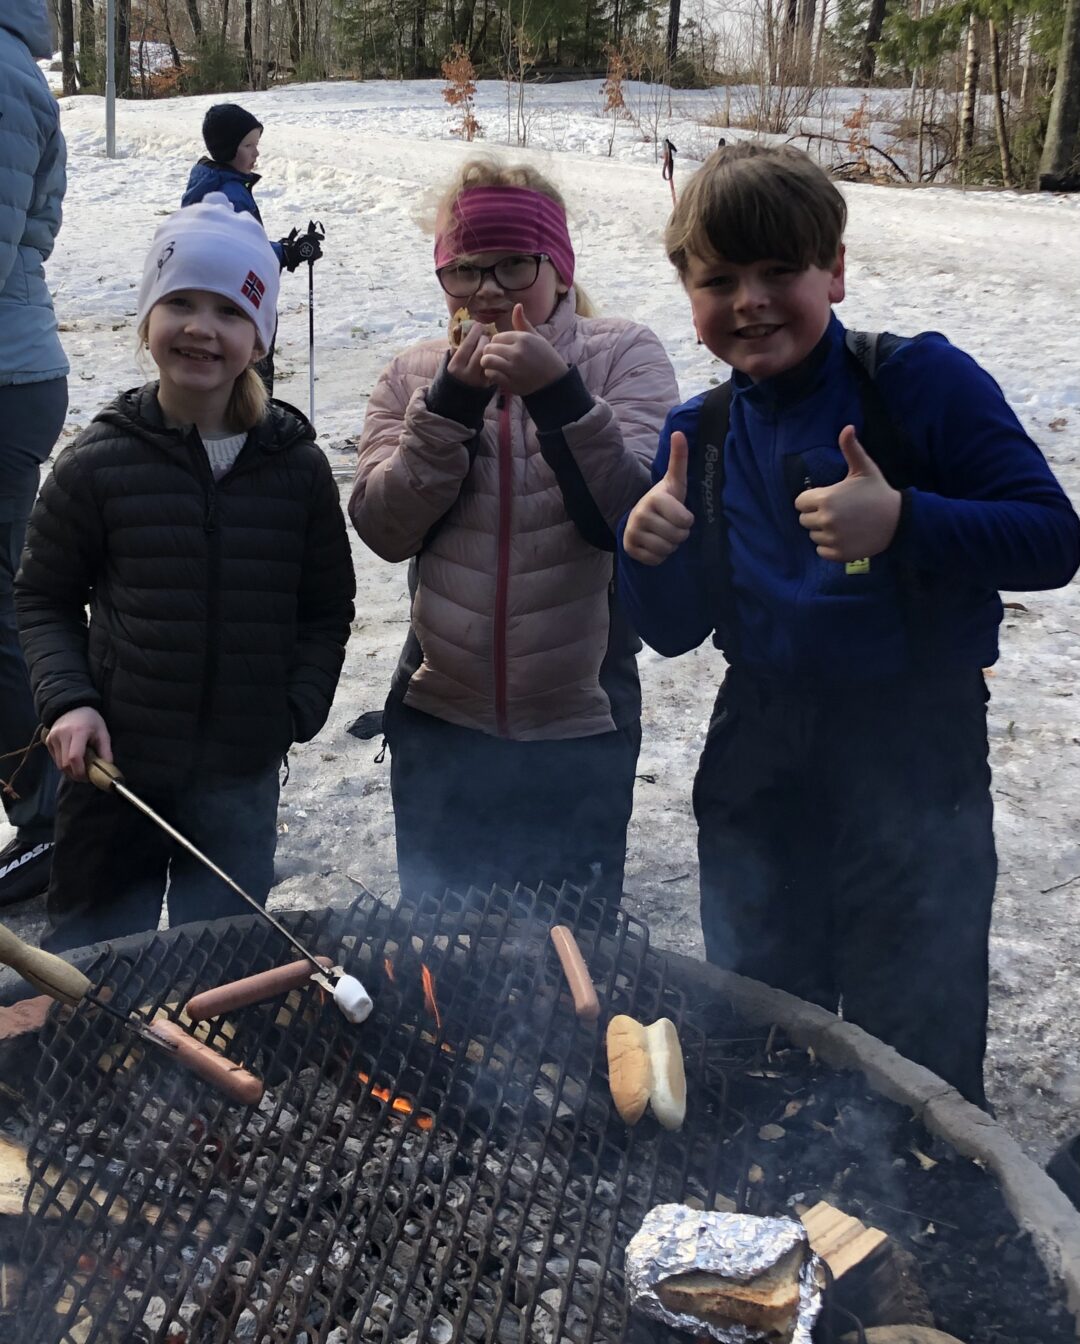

{"left": 619, "top": 143, "right": 1080, "bottom": 1108}
{"left": 182, "top": 104, "right": 323, "bottom": 393}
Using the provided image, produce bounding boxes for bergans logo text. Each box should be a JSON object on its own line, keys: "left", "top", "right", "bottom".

{"left": 701, "top": 441, "right": 720, "bottom": 524}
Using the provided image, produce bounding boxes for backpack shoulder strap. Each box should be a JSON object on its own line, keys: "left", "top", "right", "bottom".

{"left": 845, "top": 329, "right": 941, "bottom": 665}
{"left": 843, "top": 330, "right": 914, "bottom": 489}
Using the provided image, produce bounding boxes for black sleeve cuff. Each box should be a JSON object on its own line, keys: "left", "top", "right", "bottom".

{"left": 523, "top": 366, "right": 594, "bottom": 433}
{"left": 425, "top": 357, "right": 496, "bottom": 428}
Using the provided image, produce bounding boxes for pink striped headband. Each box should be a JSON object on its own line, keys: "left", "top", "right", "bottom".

{"left": 434, "top": 186, "right": 575, "bottom": 287}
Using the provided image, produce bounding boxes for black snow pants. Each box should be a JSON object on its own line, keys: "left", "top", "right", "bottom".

{"left": 384, "top": 697, "right": 640, "bottom": 911}
{"left": 693, "top": 666, "right": 996, "bottom": 1108}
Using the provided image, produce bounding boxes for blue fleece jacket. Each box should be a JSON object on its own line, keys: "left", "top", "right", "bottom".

{"left": 181, "top": 160, "right": 285, "bottom": 267}
{"left": 617, "top": 315, "right": 1080, "bottom": 684}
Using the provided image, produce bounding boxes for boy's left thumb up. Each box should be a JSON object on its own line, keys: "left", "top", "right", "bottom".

{"left": 512, "top": 303, "right": 536, "bottom": 333}
{"left": 839, "top": 425, "right": 879, "bottom": 478}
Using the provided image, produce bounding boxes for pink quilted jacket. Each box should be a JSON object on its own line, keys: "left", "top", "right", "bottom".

{"left": 350, "top": 296, "right": 679, "bottom": 741}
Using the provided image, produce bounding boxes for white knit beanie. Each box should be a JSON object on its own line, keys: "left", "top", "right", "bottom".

{"left": 136, "top": 196, "right": 279, "bottom": 355}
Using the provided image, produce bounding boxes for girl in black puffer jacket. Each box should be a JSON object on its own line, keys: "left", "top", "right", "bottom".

{"left": 15, "top": 200, "right": 355, "bottom": 953}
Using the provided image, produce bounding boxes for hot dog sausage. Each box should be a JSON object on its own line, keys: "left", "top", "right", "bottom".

{"left": 148, "top": 1020, "right": 265, "bottom": 1105}
{"left": 550, "top": 925, "right": 601, "bottom": 1021}
{"left": 184, "top": 957, "right": 333, "bottom": 1022}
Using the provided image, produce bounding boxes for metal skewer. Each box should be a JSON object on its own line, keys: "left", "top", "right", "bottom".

{"left": 86, "top": 754, "right": 372, "bottom": 1022}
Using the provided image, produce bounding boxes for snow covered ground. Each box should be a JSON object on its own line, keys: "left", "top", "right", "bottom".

{"left": 4, "top": 78, "right": 1080, "bottom": 1165}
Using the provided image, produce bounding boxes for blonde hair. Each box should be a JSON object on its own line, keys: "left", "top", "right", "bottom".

{"left": 136, "top": 314, "right": 269, "bottom": 432}
{"left": 666, "top": 142, "right": 846, "bottom": 278}
{"left": 431, "top": 156, "right": 595, "bottom": 317}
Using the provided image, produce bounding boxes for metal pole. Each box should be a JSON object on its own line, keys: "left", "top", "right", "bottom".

{"left": 105, "top": 0, "right": 116, "bottom": 159}
{"left": 308, "top": 261, "right": 316, "bottom": 425}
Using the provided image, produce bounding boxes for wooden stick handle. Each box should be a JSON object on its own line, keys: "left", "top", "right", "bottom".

{"left": 0, "top": 922, "right": 92, "bottom": 1004}
{"left": 86, "top": 751, "right": 124, "bottom": 793}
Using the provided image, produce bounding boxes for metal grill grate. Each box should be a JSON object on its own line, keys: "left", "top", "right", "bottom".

{"left": 15, "top": 884, "right": 729, "bottom": 1343}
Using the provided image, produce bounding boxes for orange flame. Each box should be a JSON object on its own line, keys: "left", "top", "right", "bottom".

{"left": 384, "top": 957, "right": 396, "bottom": 982}
{"left": 357, "top": 1071, "right": 433, "bottom": 1130}
{"left": 420, "top": 963, "right": 441, "bottom": 1030}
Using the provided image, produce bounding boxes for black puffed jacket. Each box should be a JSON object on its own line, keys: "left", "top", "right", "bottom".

{"left": 15, "top": 384, "right": 355, "bottom": 789}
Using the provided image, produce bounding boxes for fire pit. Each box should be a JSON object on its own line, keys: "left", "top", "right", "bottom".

{"left": 0, "top": 884, "right": 1078, "bottom": 1344}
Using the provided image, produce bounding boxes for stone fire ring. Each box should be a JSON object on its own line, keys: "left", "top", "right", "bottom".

{"left": 664, "top": 949, "right": 1080, "bottom": 1334}
{"left": 1, "top": 916, "right": 1079, "bottom": 1335}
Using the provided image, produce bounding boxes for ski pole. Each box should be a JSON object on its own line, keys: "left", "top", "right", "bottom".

{"left": 291, "top": 220, "right": 324, "bottom": 425}
{"left": 308, "top": 258, "right": 316, "bottom": 424}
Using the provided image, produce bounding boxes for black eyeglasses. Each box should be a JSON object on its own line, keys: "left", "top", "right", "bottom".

{"left": 436, "top": 253, "right": 550, "bottom": 298}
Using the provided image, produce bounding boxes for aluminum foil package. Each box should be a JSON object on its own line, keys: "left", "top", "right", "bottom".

{"left": 625, "top": 1203, "right": 823, "bottom": 1343}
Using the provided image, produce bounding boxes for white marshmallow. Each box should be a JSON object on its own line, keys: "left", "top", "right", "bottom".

{"left": 333, "top": 973, "right": 373, "bottom": 1024}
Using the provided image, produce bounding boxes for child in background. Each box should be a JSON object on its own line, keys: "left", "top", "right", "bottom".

{"left": 619, "top": 143, "right": 1080, "bottom": 1108}
{"left": 16, "top": 199, "right": 355, "bottom": 953}
{"left": 182, "top": 103, "right": 324, "bottom": 390}
{"left": 350, "top": 158, "right": 679, "bottom": 910}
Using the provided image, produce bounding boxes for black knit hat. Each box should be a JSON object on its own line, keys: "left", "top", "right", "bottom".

{"left": 202, "top": 103, "right": 263, "bottom": 165}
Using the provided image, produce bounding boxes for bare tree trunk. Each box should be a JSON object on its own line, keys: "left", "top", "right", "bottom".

{"left": 857, "top": 0, "right": 887, "bottom": 85}
{"left": 159, "top": 0, "right": 183, "bottom": 69}
{"left": 116, "top": 0, "right": 131, "bottom": 96}
{"left": 260, "top": 0, "right": 271, "bottom": 86}
{"left": 59, "top": 0, "right": 78, "bottom": 94}
{"left": 220, "top": 0, "right": 230, "bottom": 43}
{"left": 960, "top": 12, "right": 980, "bottom": 174}
{"left": 287, "top": 0, "right": 300, "bottom": 64}
{"left": 78, "top": 0, "right": 97, "bottom": 87}
{"left": 814, "top": 0, "right": 828, "bottom": 66}
{"left": 665, "top": 0, "right": 681, "bottom": 65}
{"left": 412, "top": 0, "right": 427, "bottom": 74}
{"left": 988, "top": 19, "right": 1014, "bottom": 185}
{"left": 185, "top": 0, "right": 202, "bottom": 40}
{"left": 244, "top": 0, "right": 254, "bottom": 84}
{"left": 1040, "top": 0, "right": 1080, "bottom": 188}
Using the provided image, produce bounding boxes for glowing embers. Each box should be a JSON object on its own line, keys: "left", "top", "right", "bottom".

{"left": 354, "top": 959, "right": 444, "bottom": 1129}
{"left": 356, "top": 1070, "right": 435, "bottom": 1130}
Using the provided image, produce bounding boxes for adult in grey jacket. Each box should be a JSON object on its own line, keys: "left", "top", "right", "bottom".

{"left": 0, "top": 0, "right": 68, "bottom": 906}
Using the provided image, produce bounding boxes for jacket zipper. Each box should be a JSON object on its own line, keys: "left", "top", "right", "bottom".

{"left": 493, "top": 395, "right": 513, "bottom": 737}
{"left": 197, "top": 468, "right": 222, "bottom": 742}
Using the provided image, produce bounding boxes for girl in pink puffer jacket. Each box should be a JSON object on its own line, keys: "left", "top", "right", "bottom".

{"left": 349, "top": 158, "right": 678, "bottom": 909}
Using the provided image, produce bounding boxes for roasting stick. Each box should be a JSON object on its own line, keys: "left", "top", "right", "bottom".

{"left": 0, "top": 926, "right": 264, "bottom": 1102}
{"left": 550, "top": 925, "right": 601, "bottom": 1021}
{"left": 0, "top": 920, "right": 178, "bottom": 1053}
{"left": 86, "top": 752, "right": 373, "bottom": 1024}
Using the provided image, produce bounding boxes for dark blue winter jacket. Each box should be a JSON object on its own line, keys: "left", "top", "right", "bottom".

{"left": 182, "top": 159, "right": 284, "bottom": 266}
{"left": 617, "top": 315, "right": 1080, "bottom": 684}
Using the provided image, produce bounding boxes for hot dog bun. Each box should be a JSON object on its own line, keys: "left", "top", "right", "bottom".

{"left": 655, "top": 1243, "right": 805, "bottom": 1338}
{"left": 607, "top": 1015, "right": 651, "bottom": 1124}
{"left": 448, "top": 307, "right": 496, "bottom": 349}
{"left": 606, "top": 1014, "right": 686, "bottom": 1129}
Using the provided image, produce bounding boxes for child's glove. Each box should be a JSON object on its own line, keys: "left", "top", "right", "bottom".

{"left": 279, "top": 226, "right": 324, "bottom": 272}
{"left": 623, "top": 432, "right": 695, "bottom": 565}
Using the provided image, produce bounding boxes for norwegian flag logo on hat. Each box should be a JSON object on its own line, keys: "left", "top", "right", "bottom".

{"left": 242, "top": 270, "right": 266, "bottom": 309}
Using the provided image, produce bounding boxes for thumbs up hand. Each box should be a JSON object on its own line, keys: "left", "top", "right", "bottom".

{"left": 623, "top": 432, "right": 696, "bottom": 565}
{"left": 480, "top": 302, "right": 569, "bottom": 395}
{"left": 794, "top": 425, "right": 902, "bottom": 562}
